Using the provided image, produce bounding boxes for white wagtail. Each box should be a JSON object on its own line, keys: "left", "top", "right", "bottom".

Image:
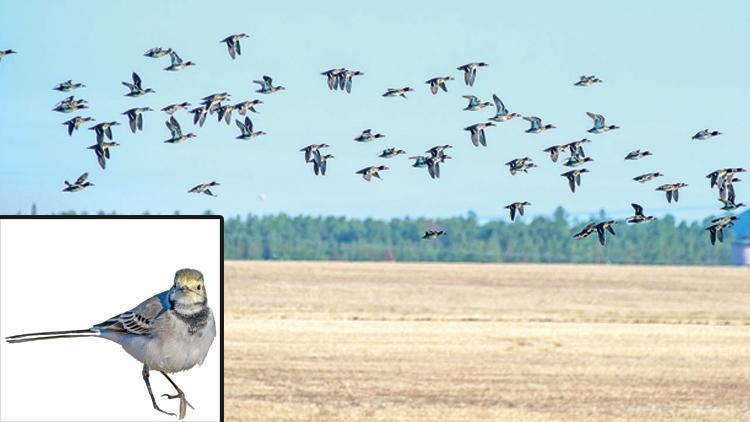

{"left": 5, "top": 268, "right": 216, "bottom": 420}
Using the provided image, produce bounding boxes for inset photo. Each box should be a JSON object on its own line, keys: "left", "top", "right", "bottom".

{"left": 0, "top": 217, "right": 222, "bottom": 422}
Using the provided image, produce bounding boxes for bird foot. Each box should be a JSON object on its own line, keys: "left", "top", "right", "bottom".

{"left": 162, "top": 392, "right": 194, "bottom": 419}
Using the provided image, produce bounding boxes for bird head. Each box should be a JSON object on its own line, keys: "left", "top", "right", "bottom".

{"left": 169, "top": 268, "right": 207, "bottom": 306}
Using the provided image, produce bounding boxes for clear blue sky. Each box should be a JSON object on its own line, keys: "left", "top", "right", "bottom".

{"left": 1, "top": 1, "right": 748, "bottom": 222}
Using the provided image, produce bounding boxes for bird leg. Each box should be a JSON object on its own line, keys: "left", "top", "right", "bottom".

{"left": 142, "top": 364, "right": 176, "bottom": 418}
{"left": 160, "top": 371, "right": 194, "bottom": 420}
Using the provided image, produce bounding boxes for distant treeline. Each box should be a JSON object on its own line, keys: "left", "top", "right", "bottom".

{"left": 223, "top": 208, "right": 732, "bottom": 265}
{"left": 41, "top": 206, "right": 732, "bottom": 264}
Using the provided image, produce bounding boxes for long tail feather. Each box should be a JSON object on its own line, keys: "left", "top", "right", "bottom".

{"left": 6, "top": 328, "right": 97, "bottom": 343}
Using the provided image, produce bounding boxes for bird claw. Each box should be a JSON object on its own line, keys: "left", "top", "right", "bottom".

{"left": 162, "top": 392, "right": 194, "bottom": 419}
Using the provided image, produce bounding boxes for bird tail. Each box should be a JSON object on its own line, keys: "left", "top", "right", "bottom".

{"left": 5, "top": 328, "right": 98, "bottom": 344}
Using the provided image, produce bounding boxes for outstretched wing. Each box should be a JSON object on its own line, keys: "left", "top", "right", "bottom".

{"left": 492, "top": 94, "right": 508, "bottom": 115}
{"left": 631, "top": 203, "right": 644, "bottom": 216}
{"left": 169, "top": 50, "right": 183, "bottom": 65}
{"left": 132, "top": 72, "right": 142, "bottom": 89}
{"left": 75, "top": 172, "right": 89, "bottom": 185}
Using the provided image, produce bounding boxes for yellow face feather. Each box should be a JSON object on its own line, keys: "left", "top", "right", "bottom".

{"left": 171, "top": 268, "right": 207, "bottom": 303}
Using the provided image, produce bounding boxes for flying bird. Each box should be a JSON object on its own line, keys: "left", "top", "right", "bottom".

{"left": 62, "top": 172, "right": 94, "bottom": 192}
{"left": 382, "top": 87, "right": 414, "bottom": 98}
{"left": 164, "top": 50, "right": 196, "bottom": 71}
{"left": 122, "top": 107, "right": 152, "bottom": 133}
{"left": 355, "top": 165, "right": 389, "bottom": 181}
{"left": 464, "top": 122, "right": 495, "bottom": 146}
{"left": 462, "top": 95, "right": 492, "bottom": 111}
{"left": 253, "top": 75, "right": 285, "bottom": 94}
{"left": 221, "top": 33, "right": 249, "bottom": 59}
{"left": 235, "top": 116, "right": 266, "bottom": 140}
{"left": 122, "top": 72, "right": 155, "bottom": 97}
{"left": 586, "top": 112, "right": 619, "bottom": 134}
{"left": 488, "top": 95, "right": 521, "bottom": 122}
{"left": 523, "top": 116, "right": 555, "bottom": 134}
{"left": 456, "top": 62, "right": 488, "bottom": 86}
{"left": 425, "top": 76, "right": 453, "bottom": 94}
{"left": 354, "top": 129, "right": 385, "bottom": 143}
{"left": 505, "top": 201, "right": 531, "bottom": 221}
{"left": 561, "top": 168, "right": 590, "bottom": 193}
{"left": 62, "top": 116, "right": 95, "bottom": 136}
{"left": 188, "top": 182, "right": 220, "bottom": 197}
{"left": 422, "top": 230, "right": 447, "bottom": 239}
{"left": 53, "top": 80, "right": 86, "bottom": 92}
{"left": 625, "top": 150, "right": 653, "bottom": 160}
{"left": 143, "top": 47, "right": 172, "bottom": 58}
{"left": 626, "top": 203, "right": 656, "bottom": 224}
{"left": 692, "top": 129, "right": 722, "bottom": 140}
{"left": 574, "top": 75, "right": 602, "bottom": 86}
{"left": 164, "top": 116, "right": 196, "bottom": 144}
{"left": 656, "top": 183, "right": 688, "bottom": 203}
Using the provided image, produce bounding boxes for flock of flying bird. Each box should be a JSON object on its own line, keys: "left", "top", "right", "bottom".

{"left": 1, "top": 35, "right": 743, "bottom": 246}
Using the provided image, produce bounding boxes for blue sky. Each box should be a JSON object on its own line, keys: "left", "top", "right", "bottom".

{"left": 1, "top": 1, "right": 748, "bottom": 222}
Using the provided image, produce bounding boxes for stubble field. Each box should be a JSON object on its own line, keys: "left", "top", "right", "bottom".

{"left": 224, "top": 261, "right": 750, "bottom": 421}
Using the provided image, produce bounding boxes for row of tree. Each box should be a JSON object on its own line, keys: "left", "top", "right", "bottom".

{"left": 223, "top": 208, "right": 733, "bottom": 265}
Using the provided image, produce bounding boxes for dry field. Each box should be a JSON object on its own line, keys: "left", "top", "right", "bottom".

{"left": 224, "top": 261, "right": 750, "bottom": 421}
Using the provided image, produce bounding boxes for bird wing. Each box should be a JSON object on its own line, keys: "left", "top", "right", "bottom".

{"left": 169, "top": 50, "right": 183, "bottom": 65}
{"left": 244, "top": 116, "right": 253, "bottom": 131}
{"left": 95, "top": 292, "right": 170, "bottom": 336}
{"left": 509, "top": 206, "right": 516, "bottom": 221}
{"left": 631, "top": 203, "right": 644, "bottom": 216}
{"left": 137, "top": 113, "right": 144, "bottom": 131}
{"left": 128, "top": 114, "right": 137, "bottom": 133}
{"left": 132, "top": 72, "right": 142, "bottom": 89}
{"left": 492, "top": 94, "right": 507, "bottom": 115}
{"left": 596, "top": 226, "right": 606, "bottom": 245}
{"left": 171, "top": 116, "right": 183, "bottom": 137}
{"left": 524, "top": 116, "right": 541, "bottom": 130}
{"left": 567, "top": 175, "right": 575, "bottom": 192}
{"left": 227, "top": 41, "right": 237, "bottom": 59}
{"left": 263, "top": 75, "right": 273, "bottom": 84}
{"left": 75, "top": 172, "right": 89, "bottom": 185}
{"left": 430, "top": 81, "right": 438, "bottom": 95}
{"left": 479, "top": 129, "right": 487, "bottom": 147}
{"left": 67, "top": 121, "right": 75, "bottom": 136}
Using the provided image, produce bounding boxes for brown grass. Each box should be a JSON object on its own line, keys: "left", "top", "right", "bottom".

{"left": 224, "top": 261, "right": 750, "bottom": 421}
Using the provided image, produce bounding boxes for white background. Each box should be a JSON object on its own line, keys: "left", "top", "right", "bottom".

{"left": 0, "top": 218, "right": 221, "bottom": 422}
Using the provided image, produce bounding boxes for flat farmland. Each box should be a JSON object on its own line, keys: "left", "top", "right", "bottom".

{"left": 224, "top": 261, "right": 750, "bottom": 421}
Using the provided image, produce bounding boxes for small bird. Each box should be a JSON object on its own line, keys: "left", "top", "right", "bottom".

{"left": 426, "top": 145, "right": 452, "bottom": 157}
{"left": 595, "top": 220, "right": 617, "bottom": 245}
{"left": 573, "top": 222, "right": 597, "bottom": 240}
{"left": 355, "top": 165, "right": 389, "bottom": 181}
{"left": 0, "top": 49, "right": 17, "bottom": 61}
{"left": 217, "top": 103, "right": 235, "bottom": 125}
{"left": 4, "top": 268, "right": 216, "bottom": 420}
{"left": 52, "top": 96, "right": 88, "bottom": 113}
{"left": 235, "top": 116, "right": 266, "bottom": 140}
{"left": 89, "top": 121, "right": 120, "bottom": 144}
{"left": 189, "top": 182, "right": 220, "bottom": 197}
{"left": 122, "top": 72, "right": 155, "bottom": 97}
{"left": 62, "top": 172, "right": 94, "bottom": 192}
{"left": 425, "top": 76, "right": 453, "bottom": 94}
{"left": 190, "top": 106, "right": 208, "bottom": 127}
{"left": 337, "top": 69, "right": 364, "bottom": 93}
{"left": 633, "top": 172, "right": 664, "bottom": 183}
{"left": 656, "top": 183, "right": 688, "bottom": 203}
{"left": 143, "top": 47, "right": 172, "bottom": 58}
{"left": 253, "top": 75, "right": 285, "bottom": 94}
{"left": 426, "top": 154, "right": 451, "bottom": 179}
{"left": 382, "top": 87, "right": 414, "bottom": 98}
{"left": 692, "top": 129, "right": 722, "bottom": 140}
{"left": 586, "top": 112, "right": 619, "bottom": 134}
{"left": 164, "top": 51, "right": 196, "bottom": 71}
{"left": 523, "top": 116, "right": 555, "bottom": 133}
{"left": 574, "top": 75, "right": 602, "bottom": 86}
{"left": 87, "top": 141, "right": 120, "bottom": 170}
{"left": 409, "top": 156, "right": 430, "bottom": 168}
{"left": 626, "top": 203, "right": 656, "bottom": 224}
{"left": 321, "top": 68, "right": 346, "bottom": 90}
{"left": 162, "top": 102, "right": 191, "bottom": 116}
{"left": 122, "top": 107, "right": 152, "bottom": 133}
{"left": 422, "top": 230, "right": 446, "bottom": 239}
{"left": 221, "top": 33, "right": 249, "bottom": 59}
{"left": 505, "top": 157, "right": 533, "bottom": 176}
{"left": 201, "top": 92, "right": 231, "bottom": 113}
{"left": 625, "top": 150, "right": 653, "bottom": 160}
{"left": 563, "top": 138, "right": 591, "bottom": 158}
{"left": 706, "top": 216, "right": 738, "bottom": 245}
{"left": 563, "top": 156, "right": 594, "bottom": 167}
{"left": 561, "top": 168, "right": 590, "bottom": 193}
{"left": 234, "top": 100, "right": 262, "bottom": 115}
{"left": 378, "top": 148, "right": 406, "bottom": 158}
{"left": 718, "top": 176, "right": 742, "bottom": 205}
{"left": 543, "top": 144, "right": 567, "bottom": 163}
{"left": 456, "top": 62, "right": 488, "bottom": 86}
{"left": 505, "top": 201, "right": 530, "bottom": 221}
{"left": 488, "top": 94, "right": 521, "bottom": 122}
{"left": 62, "top": 116, "right": 95, "bottom": 136}
{"left": 462, "top": 95, "right": 492, "bottom": 111}
{"left": 164, "top": 116, "right": 196, "bottom": 144}
{"left": 354, "top": 129, "right": 385, "bottom": 143}
{"left": 313, "top": 154, "right": 334, "bottom": 176}
{"left": 706, "top": 168, "right": 746, "bottom": 189}
{"left": 53, "top": 80, "right": 86, "bottom": 92}
{"left": 300, "top": 144, "right": 330, "bottom": 164}
{"left": 464, "top": 122, "right": 495, "bottom": 147}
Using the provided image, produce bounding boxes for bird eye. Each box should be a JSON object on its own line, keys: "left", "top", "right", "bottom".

{"left": 197, "top": 285, "right": 202, "bottom": 290}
